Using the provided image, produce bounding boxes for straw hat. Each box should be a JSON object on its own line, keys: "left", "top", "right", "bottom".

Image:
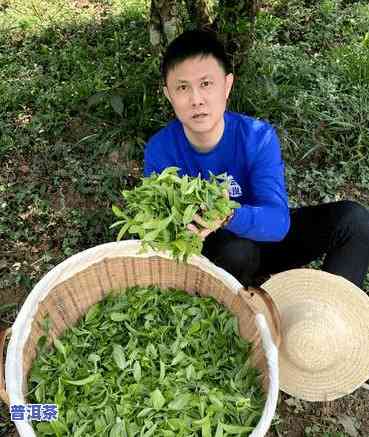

{"left": 259, "top": 268, "right": 369, "bottom": 401}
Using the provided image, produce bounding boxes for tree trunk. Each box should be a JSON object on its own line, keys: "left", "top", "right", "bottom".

{"left": 149, "top": 0, "right": 184, "bottom": 57}
{"left": 149, "top": 0, "right": 258, "bottom": 76}
{"left": 212, "top": 0, "right": 258, "bottom": 75}
{"left": 184, "top": 0, "right": 212, "bottom": 30}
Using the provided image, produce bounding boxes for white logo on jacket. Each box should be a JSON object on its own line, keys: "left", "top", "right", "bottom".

{"left": 227, "top": 175, "right": 242, "bottom": 197}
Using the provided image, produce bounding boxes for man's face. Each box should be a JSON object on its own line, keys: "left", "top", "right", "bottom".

{"left": 163, "top": 55, "right": 234, "bottom": 142}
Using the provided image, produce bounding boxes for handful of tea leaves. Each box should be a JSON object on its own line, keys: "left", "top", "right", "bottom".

{"left": 28, "top": 286, "right": 265, "bottom": 436}
{"left": 111, "top": 167, "right": 240, "bottom": 261}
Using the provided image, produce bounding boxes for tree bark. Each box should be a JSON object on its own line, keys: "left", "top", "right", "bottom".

{"left": 212, "top": 0, "right": 258, "bottom": 75}
{"left": 149, "top": 0, "right": 183, "bottom": 57}
{"left": 149, "top": 0, "right": 258, "bottom": 75}
{"left": 184, "top": 0, "right": 212, "bottom": 30}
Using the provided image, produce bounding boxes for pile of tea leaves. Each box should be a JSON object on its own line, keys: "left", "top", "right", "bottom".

{"left": 28, "top": 286, "right": 265, "bottom": 436}
{"left": 111, "top": 167, "right": 240, "bottom": 262}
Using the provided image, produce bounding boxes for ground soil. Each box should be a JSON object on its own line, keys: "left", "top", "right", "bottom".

{"left": 1, "top": 161, "right": 369, "bottom": 437}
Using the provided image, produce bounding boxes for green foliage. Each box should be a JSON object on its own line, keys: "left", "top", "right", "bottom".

{"left": 1, "top": 1, "right": 369, "bottom": 436}
{"left": 255, "top": 10, "right": 283, "bottom": 43}
{"left": 0, "top": 0, "right": 163, "bottom": 161}
{"left": 111, "top": 167, "right": 240, "bottom": 261}
{"left": 269, "top": 0, "right": 369, "bottom": 50}
{"left": 229, "top": 41, "right": 369, "bottom": 178}
{"left": 1, "top": 0, "right": 368, "bottom": 175}
{"left": 330, "top": 42, "right": 369, "bottom": 85}
{"left": 28, "top": 286, "right": 264, "bottom": 436}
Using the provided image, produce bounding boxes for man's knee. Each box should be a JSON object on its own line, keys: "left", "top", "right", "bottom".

{"left": 213, "top": 238, "right": 260, "bottom": 276}
{"left": 337, "top": 200, "right": 369, "bottom": 239}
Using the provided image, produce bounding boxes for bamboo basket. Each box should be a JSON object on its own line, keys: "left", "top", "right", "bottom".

{"left": 0, "top": 240, "right": 280, "bottom": 436}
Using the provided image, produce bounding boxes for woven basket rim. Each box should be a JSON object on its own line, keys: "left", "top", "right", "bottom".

{"left": 5, "top": 240, "right": 279, "bottom": 437}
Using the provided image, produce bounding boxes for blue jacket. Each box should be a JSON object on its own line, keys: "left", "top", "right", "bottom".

{"left": 144, "top": 111, "right": 290, "bottom": 241}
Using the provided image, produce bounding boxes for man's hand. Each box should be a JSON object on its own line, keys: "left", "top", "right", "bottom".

{"left": 186, "top": 189, "right": 233, "bottom": 240}
{"left": 187, "top": 214, "right": 226, "bottom": 240}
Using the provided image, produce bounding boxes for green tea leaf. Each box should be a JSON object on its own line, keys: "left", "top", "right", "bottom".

{"left": 183, "top": 204, "right": 197, "bottom": 225}
{"left": 110, "top": 312, "right": 129, "bottom": 321}
{"left": 35, "top": 383, "right": 45, "bottom": 402}
{"left": 73, "top": 421, "right": 90, "bottom": 437}
{"left": 110, "top": 421, "right": 126, "bottom": 437}
{"left": 36, "top": 422, "right": 54, "bottom": 434}
{"left": 105, "top": 406, "right": 115, "bottom": 423}
{"left": 168, "top": 393, "right": 192, "bottom": 410}
{"left": 221, "top": 424, "right": 253, "bottom": 433}
{"left": 50, "top": 419, "right": 69, "bottom": 435}
{"left": 63, "top": 374, "right": 99, "bottom": 386}
{"left": 215, "top": 423, "right": 224, "bottom": 437}
{"left": 88, "top": 353, "right": 100, "bottom": 364}
{"left": 173, "top": 240, "right": 188, "bottom": 252}
{"left": 171, "top": 351, "right": 187, "bottom": 366}
{"left": 85, "top": 303, "right": 101, "bottom": 322}
{"left": 150, "top": 388, "right": 166, "bottom": 410}
{"left": 53, "top": 338, "right": 66, "bottom": 359}
{"left": 143, "top": 228, "right": 161, "bottom": 242}
{"left": 112, "top": 205, "right": 126, "bottom": 218}
{"left": 186, "top": 364, "right": 196, "bottom": 381}
{"left": 113, "top": 344, "right": 126, "bottom": 370}
{"left": 133, "top": 361, "right": 141, "bottom": 382}
{"left": 111, "top": 168, "right": 240, "bottom": 262}
{"left": 143, "top": 423, "right": 158, "bottom": 437}
{"left": 159, "top": 360, "right": 166, "bottom": 382}
{"left": 117, "top": 222, "right": 131, "bottom": 241}
{"left": 137, "top": 407, "right": 153, "bottom": 418}
{"left": 201, "top": 415, "right": 211, "bottom": 437}
{"left": 28, "top": 286, "right": 264, "bottom": 436}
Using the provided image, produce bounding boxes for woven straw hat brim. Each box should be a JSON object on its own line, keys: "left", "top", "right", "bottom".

{"left": 261, "top": 268, "right": 369, "bottom": 401}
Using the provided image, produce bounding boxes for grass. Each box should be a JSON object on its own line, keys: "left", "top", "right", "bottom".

{"left": 1, "top": 0, "right": 369, "bottom": 435}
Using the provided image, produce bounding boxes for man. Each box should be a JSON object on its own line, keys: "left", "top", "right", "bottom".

{"left": 144, "top": 29, "right": 369, "bottom": 289}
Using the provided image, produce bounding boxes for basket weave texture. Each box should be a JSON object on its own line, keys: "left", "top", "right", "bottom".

{"left": 4, "top": 241, "right": 279, "bottom": 437}
{"left": 25, "top": 256, "right": 268, "bottom": 389}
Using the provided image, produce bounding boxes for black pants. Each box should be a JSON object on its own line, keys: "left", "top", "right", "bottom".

{"left": 202, "top": 200, "right": 369, "bottom": 289}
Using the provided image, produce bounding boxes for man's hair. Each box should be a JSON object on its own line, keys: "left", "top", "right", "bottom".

{"left": 161, "top": 30, "right": 231, "bottom": 83}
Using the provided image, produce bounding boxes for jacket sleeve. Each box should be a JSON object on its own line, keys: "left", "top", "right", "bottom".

{"left": 224, "top": 126, "right": 290, "bottom": 241}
